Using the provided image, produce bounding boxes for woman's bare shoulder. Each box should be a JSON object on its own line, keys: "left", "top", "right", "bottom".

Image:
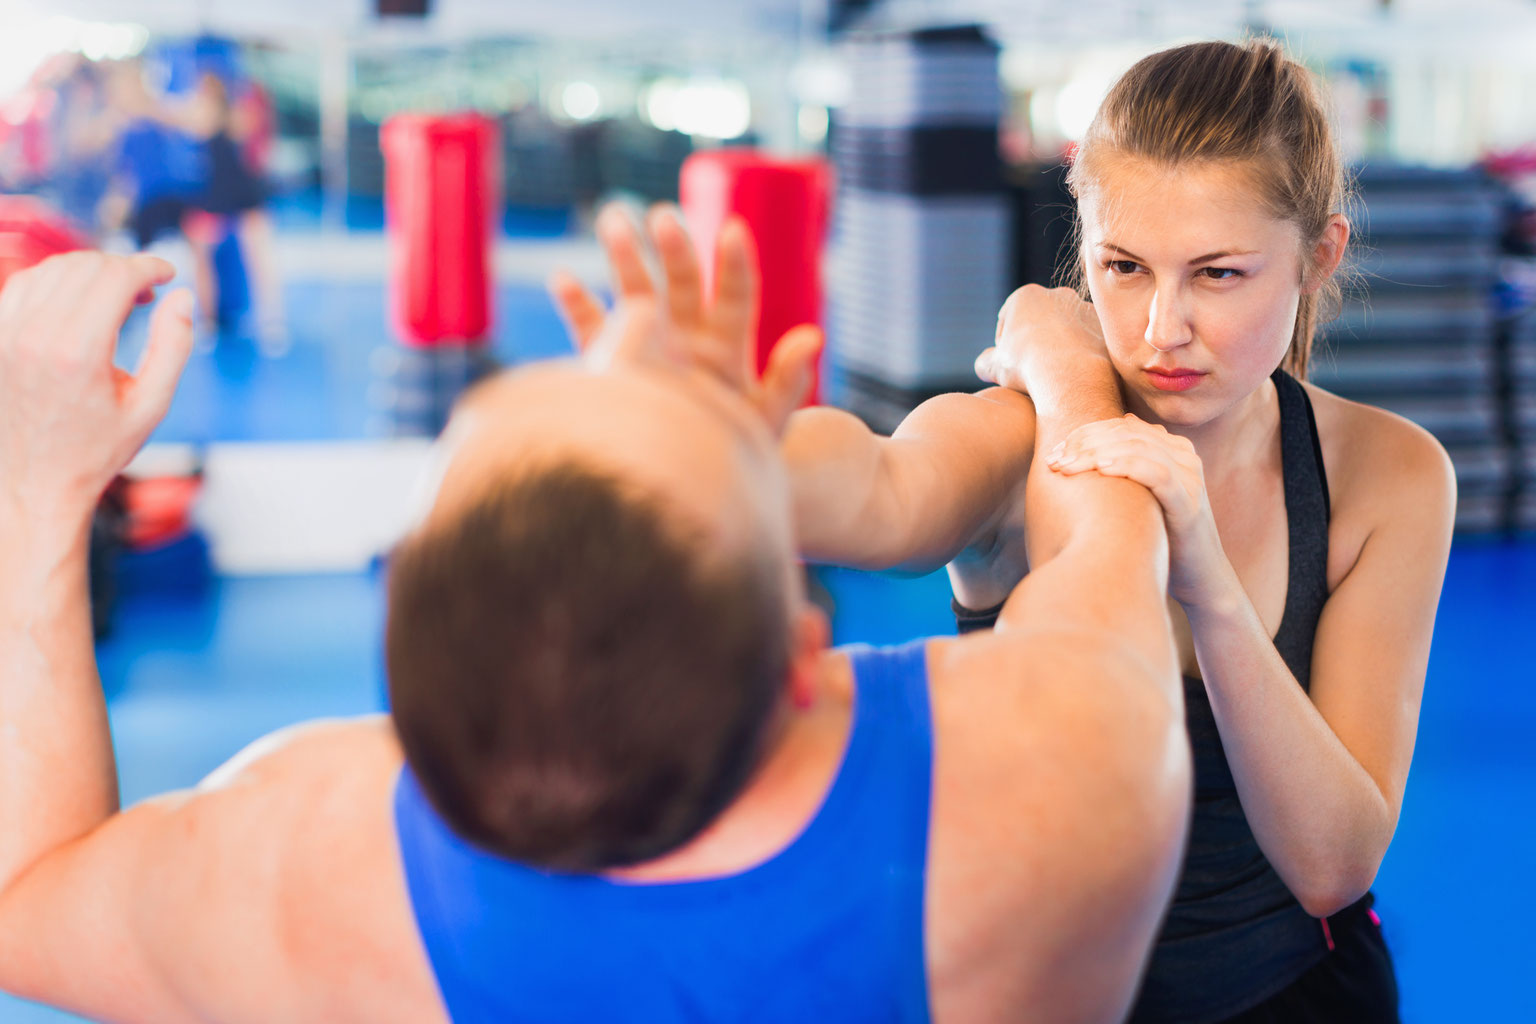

{"left": 1302, "top": 382, "right": 1457, "bottom": 524}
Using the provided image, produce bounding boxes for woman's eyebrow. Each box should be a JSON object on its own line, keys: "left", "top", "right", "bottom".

{"left": 1097, "top": 242, "right": 1146, "bottom": 263}
{"left": 1187, "top": 249, "right": 1260, "bottom": 264}
{"left": 1096, "top": 242, "right": 1260, "bottom": 265}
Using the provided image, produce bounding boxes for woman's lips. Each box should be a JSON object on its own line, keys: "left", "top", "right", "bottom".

{"left": 1144, "top": 368, "right": 1207, "bottom": 393}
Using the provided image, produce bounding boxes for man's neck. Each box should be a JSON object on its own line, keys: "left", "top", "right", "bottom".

{"left": 605, "top": 651, "right": 855, "bottom": 884}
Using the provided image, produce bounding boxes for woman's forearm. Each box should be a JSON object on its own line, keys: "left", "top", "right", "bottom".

{"left": 1187, "top": 583, "right": 1395, "bottom": 917}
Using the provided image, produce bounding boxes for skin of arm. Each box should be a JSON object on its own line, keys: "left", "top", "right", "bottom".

{"left": 783, "top": 388, "right": 1035, "bottom": 572}
{"left": 925, "top": 322, "right": 1189, "bottom": 1023}
{"left": 1044, "top": 391, "right": 1456, "bottom": 918}
{"left": 0, "top": 254, "right": 190, "bottom": 895}
{"left": 1184, "top": 403, "right": 1456, "bottom": 917}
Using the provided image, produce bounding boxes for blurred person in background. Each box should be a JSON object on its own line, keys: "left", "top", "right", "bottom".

{"left": 101, "top": 59, "right": 199, "bottom": 254}
{"left": 101, "top": 59, "right": 285, "bottom": 348}
{"left": 46, "top": 57, "right": 124, "bottom": 235}
{"left": 159, "top": 70, "right": 287, "bottom": 349}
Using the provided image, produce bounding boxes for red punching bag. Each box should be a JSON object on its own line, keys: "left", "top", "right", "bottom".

{"left": 381, "top": 113, "right": 499, "bottom": 348}
{"left": 680, "top": 150, "right": 831, "bottom": 402}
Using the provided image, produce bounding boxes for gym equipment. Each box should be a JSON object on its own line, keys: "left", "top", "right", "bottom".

{"left": 827, "top": 24, "right": 1009, "bottom": 432}
{"left": 0, "top": 194, "right": 88, "bottom": 293}
{"left": 680, "top": 150, "right": 831, "bottom": 403}
{"left": 376, "top": 113, "right": 500, "bottom": 435}
{"left": 1310, "top": 164, "right": 1513, "bottom": 532}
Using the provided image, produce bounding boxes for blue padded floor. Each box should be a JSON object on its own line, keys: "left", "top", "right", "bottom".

{"left": 1, "top": 543, "right": 1532, "bottom": 1022}
{"left": 115, "top": 275, "right": 578, "bottom": 446}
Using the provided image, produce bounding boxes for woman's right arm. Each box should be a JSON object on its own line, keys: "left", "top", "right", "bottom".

{"left": 784, "top": 387, "right": 1035, "bottom": 572}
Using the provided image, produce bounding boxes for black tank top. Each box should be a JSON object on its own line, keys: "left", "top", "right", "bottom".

{"left": 954, "top": 370, "right": 1363, "bottom": 1023}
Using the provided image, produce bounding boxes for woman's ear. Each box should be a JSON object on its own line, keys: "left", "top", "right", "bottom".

{"left": 1302, "top": 214, "right": 1350, "bottom": 295}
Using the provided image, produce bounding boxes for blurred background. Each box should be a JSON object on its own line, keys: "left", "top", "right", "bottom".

{"left": 0, "top": 0, "right": 1532, "bottom": 1021}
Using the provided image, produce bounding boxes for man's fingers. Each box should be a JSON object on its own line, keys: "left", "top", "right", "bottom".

{"left": 706, "top": 217, "right": 760, "bottom": 372}
{"left": 547, "top": 270, "right": 607, "bottom": 352}
{"left": 648, "top": 205, "right": 705, "bottom": 333}
{"left": 974, "top": 347, "right": 1000, "bottom": 384}
{"left": 975, "top": 346, "right": 1031, "bottom": 394}
{"left": 586, "top": 296, "right": 672, "bottom": 370}
{"left": 127, "top": 287, "right": 195, "bottom": 439}
{"left": 595, "top": 204, "right": 656, "bottom": 300}
{"left": 758, "top": 325, "right": 822, "bottom": 433}
{"left": 67, "top": 253, "right": 177, "bottom": 358}
{"left": 123, "top": 253, "right": 176, "bottom": 286}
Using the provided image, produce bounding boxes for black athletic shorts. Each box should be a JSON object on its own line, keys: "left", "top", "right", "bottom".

{"left": 131, "top": 196, "right": 188, "bottom": 250}
{"left": 1219, "top": 898, "right": 1399, "bottom": 1024}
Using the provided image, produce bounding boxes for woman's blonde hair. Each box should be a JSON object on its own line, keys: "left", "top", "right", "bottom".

{"left": 1067, "top": 38, "right": 1349, "bottom": 380}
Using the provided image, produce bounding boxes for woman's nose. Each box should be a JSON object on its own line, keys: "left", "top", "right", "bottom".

{"left": 1145, "top": 289, "right": 1193, "bottom": 352}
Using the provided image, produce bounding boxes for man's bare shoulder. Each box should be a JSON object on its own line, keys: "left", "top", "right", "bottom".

{"left": 149, "top": 714, "right": 444, "bottom": 1023}
{"left": 194, "top": 713, "right": 399, "bottom": 793}
{"left": 0, "top": 716, "right": 442, "bottom": 1024}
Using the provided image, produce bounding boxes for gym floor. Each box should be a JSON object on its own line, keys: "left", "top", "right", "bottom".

{"left": 0, "top": 231, "right": 1531, "bottom": 1022}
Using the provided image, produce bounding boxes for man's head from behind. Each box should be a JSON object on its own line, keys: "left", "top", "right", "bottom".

{"left": 387, "top": 360, "right": 815, "bottom": 873}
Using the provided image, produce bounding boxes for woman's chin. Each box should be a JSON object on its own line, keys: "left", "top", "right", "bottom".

{"left": 1125, "top": 385, "right": 1214, "bottom": 428}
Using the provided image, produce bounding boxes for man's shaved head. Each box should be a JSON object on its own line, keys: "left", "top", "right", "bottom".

{"left": 428, "top": 362, "right": 792, "bottom": 568}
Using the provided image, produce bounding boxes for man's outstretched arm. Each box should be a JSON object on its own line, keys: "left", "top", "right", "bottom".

{"left": 926, "top": 286, "right": 1189, "bottom": 1024}
{"left": 0, "top": 257, "right": 442, "bottom": 1024}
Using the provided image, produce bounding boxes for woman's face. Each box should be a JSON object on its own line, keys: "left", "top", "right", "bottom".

{"left": 1078, "top": 157, "right": 1306, "bottom": 429}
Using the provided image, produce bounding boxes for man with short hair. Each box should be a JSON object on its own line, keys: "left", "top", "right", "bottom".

{"left": 0, "top": 223, "right": 1188, "bottom": 1023}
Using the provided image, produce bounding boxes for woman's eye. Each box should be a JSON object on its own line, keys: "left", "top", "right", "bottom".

{"left": 1202, "top": 267, "right": 1244, "bottom": 280}
{"left": 1108, "top": 260, "right": 1140, "bottom": 275}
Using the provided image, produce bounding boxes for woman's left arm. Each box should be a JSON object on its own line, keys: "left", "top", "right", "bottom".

{"left": 1050, "top": 412, "right": 1456, "bottom": 917}
{"left": 1195, "top": 419, "right": 1454, "bottom": 917}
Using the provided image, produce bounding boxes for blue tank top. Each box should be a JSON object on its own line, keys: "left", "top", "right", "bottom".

{"left": 394, "top": 640, "right": 935, "bottom": 1023}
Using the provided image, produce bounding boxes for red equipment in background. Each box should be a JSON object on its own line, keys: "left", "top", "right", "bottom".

{"left": 381, "top": 113, "right": 499, "bottom": 347}
{"left": 680, "top": 151, "right": 832, "bottom": 402}
{"left": 0, "top": 195, "right": 89, "bottom": 294}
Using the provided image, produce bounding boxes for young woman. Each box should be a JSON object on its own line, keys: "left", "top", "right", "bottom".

{"left": 956, "top": 39, "right": 1455, "bottom": 1023}
{"left": 556, "top": 39, "right": 1453, "bottom": 1022}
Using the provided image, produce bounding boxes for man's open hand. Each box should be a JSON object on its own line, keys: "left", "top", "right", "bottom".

{"left": 549, "top": 203, "right": 821, "bottom": 438}
{"left": 0, "top": 252, "right": 193, "bottom": 528}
